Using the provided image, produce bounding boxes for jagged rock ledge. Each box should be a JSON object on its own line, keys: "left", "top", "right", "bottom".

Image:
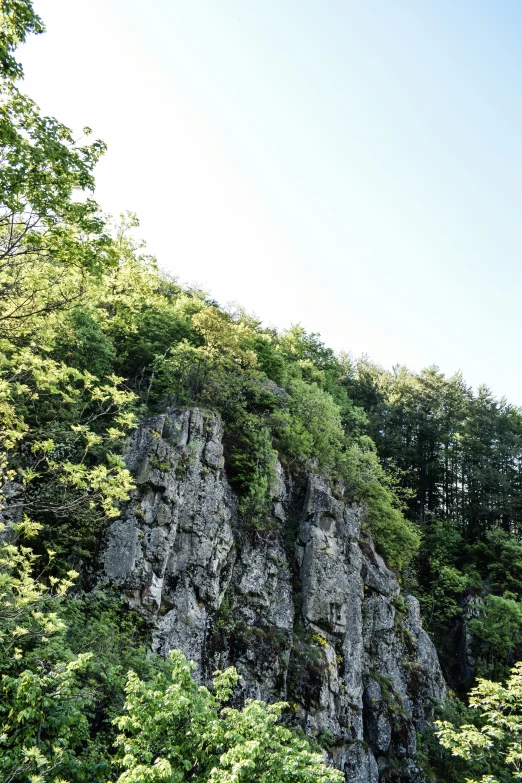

{"left": 102, "top": 408, "right": 446, "bottom": 783}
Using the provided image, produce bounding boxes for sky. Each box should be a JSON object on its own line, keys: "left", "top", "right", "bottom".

{"left": 18, "top": 0, "right": 522, "bottom": 403}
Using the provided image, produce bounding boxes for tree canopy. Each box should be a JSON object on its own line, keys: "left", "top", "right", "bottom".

{"left": 435, "top": 662, "right": 522, "bottom": 783}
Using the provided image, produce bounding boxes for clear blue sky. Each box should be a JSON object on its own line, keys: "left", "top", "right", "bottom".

{"left": 19, "top": 0, "right": 522, "bottom": 403}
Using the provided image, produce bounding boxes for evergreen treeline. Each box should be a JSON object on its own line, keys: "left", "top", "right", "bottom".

{"left": 2, "top": 2, "right": 522, "bottom": 782}
{"left": 345, "top": 363, "right": 522, "bottom": 681}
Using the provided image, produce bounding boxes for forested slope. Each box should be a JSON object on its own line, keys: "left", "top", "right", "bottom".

{"left": 2, "top": 3, "right": 522, "bottom": 783}
{"left": 347, "top": 363, "right": 522, "bottom": 684}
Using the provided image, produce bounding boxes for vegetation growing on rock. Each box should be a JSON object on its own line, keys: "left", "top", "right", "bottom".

{"left": 3, "top": 2, "right": 522, "bottom": 782}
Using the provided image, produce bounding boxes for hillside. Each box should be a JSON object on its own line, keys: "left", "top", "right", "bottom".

{"left": 3, "top": 4, "right": 522, "bottom": 783}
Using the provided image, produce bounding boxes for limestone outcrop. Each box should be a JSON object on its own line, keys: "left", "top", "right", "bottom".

{"left": 102, "top": 408, "right": 446, "bottom": 783}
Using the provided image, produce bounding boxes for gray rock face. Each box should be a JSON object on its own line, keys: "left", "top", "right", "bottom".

{"left": 102, "top": 408, "right": 446, "bottom": 782}
{"left": 103, "top": 408, "right": 236, "bottom": 667}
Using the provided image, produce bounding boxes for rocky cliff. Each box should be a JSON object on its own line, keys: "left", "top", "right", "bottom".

{"left": 102, "top": 408, "right": 446, "bottom": 783}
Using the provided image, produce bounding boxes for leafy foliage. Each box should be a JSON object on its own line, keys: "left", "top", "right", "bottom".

{"left": 435, "top": 662, "right": 522, "bottom": 783}
{"left": 468, "top": 596, "right": 522, "bottom": 681}
{"left": 113, "top": 649, "right": 343, "bottom": 783}
{"left": 0, "top": 0, "right": 43, "bottom": 80}
{"left": 0, "top": 523, "right": 90, "bottom": 783}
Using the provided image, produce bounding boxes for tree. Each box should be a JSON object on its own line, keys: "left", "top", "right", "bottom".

{"left": 435, "top": 661, "right": 522, "bottom": 783}
{"left": 0, "top": 0, "right": 44, "bottom": 81}
{"left": 0, "top": 0, "right": 115, "bottom": 342}
{"left": 114, "top": 649, "right": 343, "bottom": 783}
{"left": 468, "top": 595, "right": 522, "bottom": 681}
{"left": 0, "top": 519, "right": 91, "bottom": 783}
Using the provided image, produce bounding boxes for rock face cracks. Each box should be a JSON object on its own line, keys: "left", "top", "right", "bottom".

{"left": 102, "top": 408, "right": 446, "bottom": 783}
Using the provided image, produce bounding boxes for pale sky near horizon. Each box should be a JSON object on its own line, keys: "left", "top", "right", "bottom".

{"left": 18, "top": 1, "right": 522, "bottom": 403}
